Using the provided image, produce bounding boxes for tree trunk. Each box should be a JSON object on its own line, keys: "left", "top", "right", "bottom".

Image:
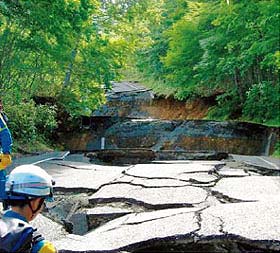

{"left": 234, "top": 68, "right": 245, "bottom": 102}
{"left": 63, "top": 48, "right": 77, "bottom": 87}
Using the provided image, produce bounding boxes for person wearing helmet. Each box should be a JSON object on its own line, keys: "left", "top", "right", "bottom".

{"left": 0, "top": 164, "right": 57, "bottom": 253}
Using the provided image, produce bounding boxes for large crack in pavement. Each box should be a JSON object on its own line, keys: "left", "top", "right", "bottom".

{"left": 29, "top": 155, "right": 280, "bottom": 252}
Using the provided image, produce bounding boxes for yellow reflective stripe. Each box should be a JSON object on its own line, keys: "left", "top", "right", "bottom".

{"left": 0, "top": 126, "right": 7, "bottom": 132}
{"left": 0, "top": 113, "right": 7, "bottom": 129}
{"left": 38, "top": 241, "right": 57, "bottom": 253}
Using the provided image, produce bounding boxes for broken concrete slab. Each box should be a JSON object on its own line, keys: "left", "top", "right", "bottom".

{"left": 31, "top": 214, "right": 67, "bottom": 242}
{"left": 86, "top": 206, "right": 134, "bottom": 230}
{"left": 96, "top": 120, "right": 277, "bottom": 155}
{"left": 5, "top": 151, "right": 70, "bottom": 173}
{"left": 178, "top": 172, "right": 218, "bottom": 184}
{"left": 212, "top": 176, "right": 280, "bottom": 201}
{"left": 215, "top": 166, "right": 249, "bottom": 177}
{"left": 54, "top": 207, "right": 200, "bottom": 252}
{"left": 86, "top": 206, "right": 134, "bottom": 216}
{"left": 89, "top": 183, "right": 208, "bottom": 209}
{"left": 199, "top": 200, "right": 280, "bottom": 251}
{"left": 116, "top": 174, "right": 191, "bottom": 187}
{"left": 69, "top": 212, "right": 88, "bottom": 235}
{"left": 126, "top": 163, "right": 217, "bottom": 179}
{"left": 10, "top": 153, "right": 279, "bottom": 252}
{"left": 232, "top": 155, "right": 280, "bottom": 171}
{"left": 54, "top": 200, "right": 280, "bottom": 252}
{"left": 39, "top": 161, "right": 128, "bottom": 191}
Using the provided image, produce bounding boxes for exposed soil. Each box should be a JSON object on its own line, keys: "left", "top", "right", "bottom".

{"left": 141, "top": 97, "right": 215, "bottom": 120}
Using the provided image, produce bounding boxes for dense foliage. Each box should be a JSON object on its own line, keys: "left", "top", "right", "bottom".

{"left": 0, "top": 0, "right": 148, "bottom": 149}
{"left": 0, "top": 0, "right": 131, "bottom": 114}
{"left": 134, "top": 0, "right": 280, "bottom": 125}
{"left": 0, "top": 0, "right": 279, "bottom": 152}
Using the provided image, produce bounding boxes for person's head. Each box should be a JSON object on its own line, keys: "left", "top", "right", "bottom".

{"left": 5, "top": 164, "right": 55, "bottom": 222}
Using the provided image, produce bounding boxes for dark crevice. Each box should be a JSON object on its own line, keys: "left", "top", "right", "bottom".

{"left": 215, "top": 216, "right": 227, "bottom": 235}
{"left": 212, "top": 163, "right": 251, "bottom": 178}
{"left": 213, "top": 163, "right": 226, "bottom": 171}
{"left": 123, "top": 170, "right": 190, "bottom": 182}
{"left": 121, "top": 208, "right": 203, "bottom": 227}
{"left": 188, "top": 178, "right": 217, "bottom": 185}
{"left": 131, "top": 235, "right": 280, "bottom": 253}
{"left": 54, "top": 187, "right": 98, "bottom": 194}
{"left": 194, "top": 206, "right": 209, "bottom": 233}
{"left": 93, "top": 181, "right": 191, "bottom": 194}
{"left": 89, "top": 197, "right": 195, "bottom": 210}
{"left": 47, "top": 161, "right": 95, "bottom": 170}
{"left": 180, "top": 170, "right": 216, "bottom": 174}
{"left": 109, "top": 181, "right": 190, "bottom": 188}
{"left": 243, "top": 164, "right": 280, "bottom": 176}
{"left": 217, "top": 174, "right": 248, "bottom": 178}
{"left": 210, "top": 190, "right": 256, "bottom": 204}
{"left": 123, "top": 170, "right": 218, "bottom": 185}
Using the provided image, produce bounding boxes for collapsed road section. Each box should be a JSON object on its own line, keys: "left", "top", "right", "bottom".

{"left": 6, "top": 152, "right": 278, "bottom": 253}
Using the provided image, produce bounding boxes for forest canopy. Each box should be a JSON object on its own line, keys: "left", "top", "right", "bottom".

{"left": 0, "top": 0, "right": 279, "bottom": 150}
{"left": 135, "top": 0, "right": 280, "bottom": 124}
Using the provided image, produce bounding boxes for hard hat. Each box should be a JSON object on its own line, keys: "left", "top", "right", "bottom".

{"left": 5, "top": 164, "right": 55, "bottom": 202}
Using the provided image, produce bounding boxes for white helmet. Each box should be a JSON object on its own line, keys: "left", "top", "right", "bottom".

{"left": 5, "top": 164, "right": 55, "bottom": 202}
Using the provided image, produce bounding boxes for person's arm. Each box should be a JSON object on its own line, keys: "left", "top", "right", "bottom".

{"left": 31, "top": 230, "right": 57, "bottom": 253}
{"left": 0, "top": 129, "right": 12, "bottom": 155}
{"left": 1, "top": 112, "right": 9, "bottom": 123}
{"left": 0, "top": 113, "right": 12, "bottom": 155}
{"left": 0, "top": 113, "right": 12, "bottom": 170}
{"left": 31, "top": 240, "right": 57, "bottom": 253}
{"left": 32, "top": 239, "right": 57, "bottom": 253}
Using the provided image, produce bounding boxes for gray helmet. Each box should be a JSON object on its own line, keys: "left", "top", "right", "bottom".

{"left": 5, "top": 164, "right": 55, "bottom": 201}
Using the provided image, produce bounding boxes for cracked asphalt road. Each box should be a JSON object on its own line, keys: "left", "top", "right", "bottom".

{"left": 2, "top": 152, "right": 280, "bottom": 252}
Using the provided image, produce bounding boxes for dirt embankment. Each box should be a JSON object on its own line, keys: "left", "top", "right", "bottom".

{"left": 141, "top": 96, "right": 215, "bottom": 120}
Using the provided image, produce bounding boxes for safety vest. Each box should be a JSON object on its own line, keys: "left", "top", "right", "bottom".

{"left": 0, "top": 113, "right": 7, "bottom": 132}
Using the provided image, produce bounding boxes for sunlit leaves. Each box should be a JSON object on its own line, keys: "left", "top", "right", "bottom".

{"left": 134, "top": 0, "right": 279, "bottom": 122}
{"left": 0, "top": 0, "right": 132, "bottom": 117}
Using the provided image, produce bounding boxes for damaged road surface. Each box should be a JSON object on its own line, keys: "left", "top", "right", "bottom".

{"left": 21, "top": 154, "right": 280, "bottom": 252}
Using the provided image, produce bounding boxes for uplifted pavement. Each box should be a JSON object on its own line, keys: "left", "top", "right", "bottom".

{"left": 3, "top": 153, "right": 280, "bottom": 252}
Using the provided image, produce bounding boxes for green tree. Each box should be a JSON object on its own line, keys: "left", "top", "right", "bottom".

{"left": 135, "top": 0, "right": 188, "bottom": 80}
{"left": 134, "top": 0, "right": 280, "bottom": 123}
{"left": 0, "top": 0, "right": 144, "bottom": 147}
{"left": 161, "top": 1, "right": 205, "bottom": 99}
{"left": 197, "top": 0, "right": 279, "bottom": 120}
{"left": 0, "top": 0, "right": 132, "bottom": 116}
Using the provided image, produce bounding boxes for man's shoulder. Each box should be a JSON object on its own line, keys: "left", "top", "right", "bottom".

{"left": 0, "top": 216, "right": 34, "bottom": 252}
{"left": 1, "top": 215, "right": 32, "bottom": 233}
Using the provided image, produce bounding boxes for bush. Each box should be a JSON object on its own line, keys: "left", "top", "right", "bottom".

{"left": 243, "top": 82, "right": 280, "bottom": 124}
{"left": 206, "top": 89, "right": 242, "bottom": 120}
{"left": 272, "top": 141, "right": 280, "bottom": 158}
{"left": 34, "top": 104, "right": 58, "bottom": 138}
{"left": 6, "top": 101, "right": 37, "bottom": 141}
{"left": 5, "top": 100, "right": 58, "bottom": 142}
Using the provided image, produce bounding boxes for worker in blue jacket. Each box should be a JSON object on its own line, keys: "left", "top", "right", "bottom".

{"left": 0, "top": 99, "right": 12, "bottom": 201}
{"left": 0, "top": 164, "right": 57, "bottom": 253}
